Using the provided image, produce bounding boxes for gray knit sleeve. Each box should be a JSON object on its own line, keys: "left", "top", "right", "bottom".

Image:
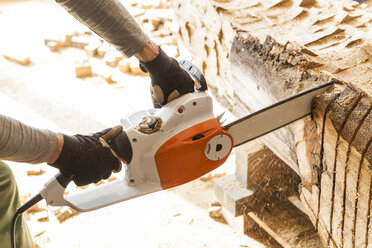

{"left": 0, "top": 114, "right": 57, "bottom": 164}
{"left": 56, "top": 0, "right": 150, "bottom": 58}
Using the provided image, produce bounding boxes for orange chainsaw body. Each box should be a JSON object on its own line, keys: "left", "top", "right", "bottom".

{"left": 155, "top": 118, "right": 233, "bottom": 189}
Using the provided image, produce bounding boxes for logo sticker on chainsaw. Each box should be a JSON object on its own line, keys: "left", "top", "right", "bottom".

{"left": 204, "top": 134, "right": 233, "bottom": 161}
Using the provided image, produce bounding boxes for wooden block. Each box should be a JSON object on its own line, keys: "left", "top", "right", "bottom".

{"left": 247, "top": 199, "right": 322, "bottom": 248}
{"left": 221, "top": 206, "right": 249, "bottom": 234}
{"left": 74, "top": 58, "right": 92, "bottom": 78}
{"left": 222, "top": 204, "right": 283, "bottom": 247}
{"left": 213, "top": 174, "right": 254, "bottom": 217}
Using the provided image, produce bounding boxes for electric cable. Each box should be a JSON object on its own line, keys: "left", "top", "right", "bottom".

{"left": 11, "top": 194, "right": 43, "bottom": 248}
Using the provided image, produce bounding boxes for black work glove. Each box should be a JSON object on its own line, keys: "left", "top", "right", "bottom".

{"left": 140, "top": 48, "right": 195, "bottom": 108}
{"left": 49, "top": 127, "right": 122, "bottom": 186}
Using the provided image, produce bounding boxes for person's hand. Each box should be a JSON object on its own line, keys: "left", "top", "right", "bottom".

{"left": 140, "top": 48, "right": 195, "bottom": 108}
{"left": 49, "top": 127, "right": 122, "bottom": 186}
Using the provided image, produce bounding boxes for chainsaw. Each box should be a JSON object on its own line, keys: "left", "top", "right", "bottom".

{"left": 36, "top": 60, "right": 333, "bottom": 212}
{"left": 11, "top": 61, "right": 334, "bottom": 248}
{"left": 10, "top": 60, "right": 333, "bottom": 247}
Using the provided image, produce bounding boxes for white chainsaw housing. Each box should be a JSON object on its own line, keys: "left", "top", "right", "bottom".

{"left": 40, "top": 92, "right": 217, "bottom": 212}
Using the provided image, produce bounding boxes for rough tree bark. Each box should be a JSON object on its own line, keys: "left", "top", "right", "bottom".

{"left": 172, "top": 0, "right": 372, "bottom": 247}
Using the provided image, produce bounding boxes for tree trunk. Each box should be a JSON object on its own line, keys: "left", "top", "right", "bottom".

{"left": 172, "top": 0, "right": 372, "bottom": 247}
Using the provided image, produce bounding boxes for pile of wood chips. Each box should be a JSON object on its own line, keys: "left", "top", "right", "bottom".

{"left": 42, "top": 0, "right": 180, "bottom": 84}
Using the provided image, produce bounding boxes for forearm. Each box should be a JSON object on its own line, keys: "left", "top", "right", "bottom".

{"left": 56, "top": 0, "right": 150, "bottom": 57}
{"left": 0, "top": 114, "right": 58, "bottom": 164}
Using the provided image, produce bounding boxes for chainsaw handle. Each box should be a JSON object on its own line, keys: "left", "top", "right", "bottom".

{"left": 40, "top": 172, "right": 162, "bottom": 212}
{"left": 179, "top": 60, "right": 208, "bottom": 91}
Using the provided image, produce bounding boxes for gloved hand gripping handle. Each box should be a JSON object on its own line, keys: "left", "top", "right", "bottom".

{"left": 39, "top": 128, "right": 135, "bottom": 212}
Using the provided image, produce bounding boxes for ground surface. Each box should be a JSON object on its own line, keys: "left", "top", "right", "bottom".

{"left": 0, "top": 1, "right": 265, "bottom": 247}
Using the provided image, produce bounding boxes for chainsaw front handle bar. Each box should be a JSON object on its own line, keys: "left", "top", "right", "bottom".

{"left": 179, "top": 60, "right": 208, "bottom": 92}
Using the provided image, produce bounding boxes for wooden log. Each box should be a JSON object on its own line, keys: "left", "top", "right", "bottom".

{"left": 173, "top": 0, "right": 372, "bottom": 246}
{"left": 338, "top": 93, "right": 372, "bottom": 248}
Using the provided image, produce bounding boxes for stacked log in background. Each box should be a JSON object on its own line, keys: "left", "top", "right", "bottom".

{"left": 172, "top": 0, "right": 372, "bottom": 247}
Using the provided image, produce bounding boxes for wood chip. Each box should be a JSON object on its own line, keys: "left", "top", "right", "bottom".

{"left": 94, "top": 180, "right": 105, "bottom": 186}
{"left": 20, "top": 194, "right": 31, "bottom": 204}
{"left": 199, "top": 173, "right": 226, "bottom": 182}
{"left": 70, "top": 35, "right": 91, "bottom": 49}
{"left": 104, "top": 50, "right": 124, "bottom": 67}
{"left": 27, "top": 169, "right": 45, "bottom": 176}
{"left": 97, "top": 41, "right": 111, "bottom": 57}
{"left": 55, "top": 208, "right": 80, "bottom": 223}
{"left": 129, "top": 57, "right": 147, "bottom": 76}
{"left": 208, "top": 206, "right": 227, "bottom": 224}
{"left": 84, "top": 39, "right": 102, "bottom": 57}
{"left": 27, "top": 204, "right": 47, "bottom": 215}
{"left": 74, "top": 58, "right": 92, "bottom": 78}
{"left": 34, "top": 211, "right": 49, "bottom": 223}
{"left": 2, "top": 52, "right": 30, "bottom": 66}
{"left": 33, "top": 230, "right": 46, "bottom": 238}
{"left": 119, "top": 59, "right": 131, "bottom": 74}
{"left": 108, "top": 176, "right": 117, "bottom": 182}
{"left": 76, "top": 185, "right": 89, "bottom": 190}
{"left": 37, "top": 216, "right": 49, "bottom": 223}
{"left": 45, "top": 41, "right": 59, "bottom": 52}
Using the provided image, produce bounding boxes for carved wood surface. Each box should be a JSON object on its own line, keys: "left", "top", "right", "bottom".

{"left": 173, "top": 0, "right": 372, "bottom": 247}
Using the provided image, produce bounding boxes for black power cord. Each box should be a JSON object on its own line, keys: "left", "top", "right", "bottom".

{"left": 11, "top": 194, "right": 43, "bottom": 248}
